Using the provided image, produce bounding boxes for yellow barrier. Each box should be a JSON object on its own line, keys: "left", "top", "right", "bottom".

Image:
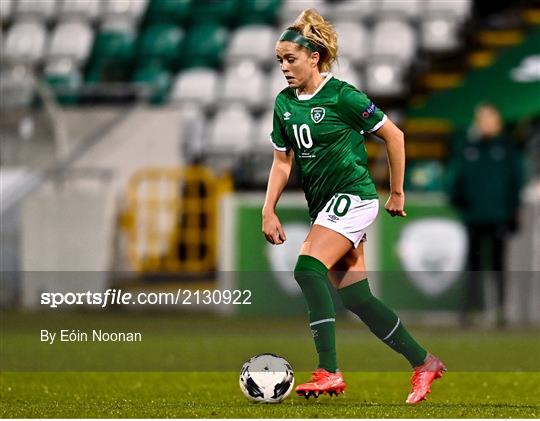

{"left": 121, "top": 166, "right": 232, "bottom": 273}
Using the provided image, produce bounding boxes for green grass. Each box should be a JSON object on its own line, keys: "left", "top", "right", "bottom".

{"left": 1, "top": 372, "right": 539, "bottom": 418}
{"left": 1, "top": 311, "right": 539, "bottom": 417}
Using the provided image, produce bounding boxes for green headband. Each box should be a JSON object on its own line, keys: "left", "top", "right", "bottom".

{"left": 278, "top": 29, "right": 324, "bottom": 54}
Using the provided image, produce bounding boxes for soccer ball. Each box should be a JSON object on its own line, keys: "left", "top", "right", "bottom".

{"left": 239, "top": 353, "right": 294, "bottom": 403}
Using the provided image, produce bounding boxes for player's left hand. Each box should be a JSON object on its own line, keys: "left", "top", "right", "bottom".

{"left": 385, "top": 192, "right": 407, "bottom": 217}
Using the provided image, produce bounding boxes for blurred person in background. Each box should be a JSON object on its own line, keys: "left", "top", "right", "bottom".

{"left": 446, "top": 103, "right": 524, "bottom": 328}
{"left": 262, "top": 8, "right": 445, "bottom": 405}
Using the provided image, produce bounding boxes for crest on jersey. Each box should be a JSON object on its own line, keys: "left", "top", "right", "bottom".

{"left": 310, "top": 107, "right": 325, "bottom": 124}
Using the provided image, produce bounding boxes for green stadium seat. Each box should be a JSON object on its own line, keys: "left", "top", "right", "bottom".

{"left": 85, "top": 29, "right": 137, "bottom": 83}
{"left": 236, "top": 0, "right": 281, "bottom": 26}
{"left": 145, "top": 0, "right": 192, "bottom": 25}
{"left": 138, "top": 24, "right": 184, "bottom": 70}
{"left": 191, "top": 0, "right": 239, "bottom": 26}
{"left": 44, "top": 68, "right": 82, "bottom": 105}
{"left": 182, "top": 24, "right": 228, "bottom": 69}
{"left": 133, "top": 63, "right": 172, "bottom": 104}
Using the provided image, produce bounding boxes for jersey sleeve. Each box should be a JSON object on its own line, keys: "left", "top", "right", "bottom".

{"left": 270, "top": 99, "right": 291, "bottom": 152}
{"left": 339, "top": 84, "right": 387, "bottom": 134}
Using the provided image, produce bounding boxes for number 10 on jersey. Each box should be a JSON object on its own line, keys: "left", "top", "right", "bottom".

{"left": 292, "top": 124, "right": 313, "bottom": 149}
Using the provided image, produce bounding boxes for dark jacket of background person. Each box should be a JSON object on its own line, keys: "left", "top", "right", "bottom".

{"left": 446, "top": 130, "right": 524, "bottom": 229}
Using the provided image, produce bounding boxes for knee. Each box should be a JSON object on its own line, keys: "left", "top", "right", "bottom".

{"left": 294, "top": 255, "right": 328, "bottom": 284}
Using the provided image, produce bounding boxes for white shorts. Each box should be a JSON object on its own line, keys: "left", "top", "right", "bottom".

{"left": 313, "top": 194, "right": 379, "bottom": 248}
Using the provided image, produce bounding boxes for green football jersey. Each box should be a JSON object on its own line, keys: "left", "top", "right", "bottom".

{"left": 270, "top": 74, "right": 386, "bottom": 219}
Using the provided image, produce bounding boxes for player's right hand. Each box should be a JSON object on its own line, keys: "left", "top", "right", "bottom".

{"left": 262, "top": 211, "right": 287, "bottom": 245}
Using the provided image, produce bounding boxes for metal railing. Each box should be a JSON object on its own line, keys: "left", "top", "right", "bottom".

{"left": 121, "top": 166, "right": 232, "bottom": 273}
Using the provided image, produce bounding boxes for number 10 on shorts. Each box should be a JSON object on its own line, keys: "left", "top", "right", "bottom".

{"left": 325, "top": 194, "right": 352, "bottom": 217}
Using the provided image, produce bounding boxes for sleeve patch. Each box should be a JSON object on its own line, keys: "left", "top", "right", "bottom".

{"left": 362, "top": 101, "right": 377, "bottom": 119}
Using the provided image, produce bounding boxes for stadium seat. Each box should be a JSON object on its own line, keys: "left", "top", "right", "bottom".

{"left": 58, "top": 0, "right": 102, "bottom": 23}
{"left": 0, "top": 66, "right": 35, "bottom": 108}
{"left": 138, "top": 24, "right": 184, "bottom": 70}
{"left": 426, "top": 0, "right": 471, "bottom": 21}
{"left": 332, "top": 59, "right": 362, "bottom": 89}
{"left": 420, "top": 17, "right": 461, "bottom": 53}
{"left": 3, "top": 21, "right": 47, "bottom": 65}
{"left": 254, "top": 109, "right": 274, "bottom": 152}
{"left": 182, "top": 23, "right": 228, "bottom": 69}
{"left": 102, "top": 0, "right": 148, "bottom": 25}
{"left": 177, "top": 102, "right": 207, "bottom": 162}
{"left": 0, "top": 0, "right": 13, "bottom": 24}
{"left": 169, "top": 68, "right": 219, "bottom": 109}
{"left": 333, "top": 22, "right": 370, "bottom": 67}
{"left": 48, "top": 21, "right": 94, "bottom": 66}
{"left": 236, "top": 0, "right": 281, "bottom": 26}
{"left": 365, "top": 60, "right": 407, "bottom": 97}
{"left": 375, "top": 0, "right": 421, "bottom": 20}
{"left": 328, "top": 0, "right": 374, "bottom": 23}
{"left": 249, "top": 109, "right": 274, "bottom": 185}
{"left": 205, "top": 104, "right": 255, "bottom": 175}
{"left": 268, "top": 66, "right": 287, "bottom": 101}
{"left": 206, "top": 104, "right": 254, "bottom": 159}
{"left": 145, "top": 0, "right": 192, "bottom": 25}
{"left": 44, "top": 59, "right": 82, "bottom": 104}
{"left": 220, "top": 61, "right": 266, "bottom": 111}
{"left": 279, "top": 0, "right": 328, "bottom": 25}
{"left": 15, "top": 0, "right": 57, "bottom": 21}
{"left": 225, "top": 25, "right": 275, "bottom": 68}
{"left": 85, "top": 25, "right": 137, "bottom": 82}
{"left": 132, "top": 63, "right": 172, "bottom": 104}
{"left": 191, "top": 0, "right": 239, "bottom": 26}
{"left": 371, "top": 19, "right": 417, "bottom": 65}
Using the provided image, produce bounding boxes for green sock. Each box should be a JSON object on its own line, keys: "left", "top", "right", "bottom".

{"left": 294, "top": 255, "right": 338, "bottom": 373}
{"left": 338, "top": 279, "right": 427, "bottom": 367}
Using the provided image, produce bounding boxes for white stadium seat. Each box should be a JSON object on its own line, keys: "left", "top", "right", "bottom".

{"left": 15, "top": 0, "right": 57, "bottom": 21}
{"left": 268, "top": 66, "right": 288, "bottom": 101}
{"left": 279, "top": 0, "right": 328, "bottom": 26}
{"left": 254, "top": 109, "right": 274, "bottom": 152}
{"left": 0, "top": 66, "right": 35, "bottom": 108}
{"left": 208, "top": 105, "right": 254, "bottom": 154}
{"left": 334, "top": 22, "right": 370, "bottom": 66}
{"left": 3, "top": 21, "right": 47, "bottom": 65}
{"left": 375, "top": 0, "right": 421, "bottom": 20}
{"left": 371, "top": 19, "right": 417, "bottom": 64}
{"left": 170, "top": 68, "right": 219, "bottom": 109}
{"left": 420, "top": 17, "right": 461, "bottom": 53}
{"left": 44, "top": 58, "right": 80, "bottom": 76}
{"left": 1, "top": 0, "right": 13, "bottom": 24}
{"left": 48, "top": 21, "right": 94, "bottom": 65}
{"left": 102, "top": 0, "right": 148, "bottom": 24}
{"left": 220, "top": 61, "right": 266, "bottom": 111}
{"left": 329, "top": 0, "right": 375, "bottom": 23}
{"left": 365, "top": 60, "right": 407, "bottom": 97}
{"left": 59, "top": 0, "right": 102, "bottom": 22}
{"left": 332, "top": 59, "right": 362, "bottom": 89}
{"left": 427, "top": 0, "right": 472, "bottom": 21}
{"left": 206, "top": 105, "right": 254, "bottom": 171}
{"left": 225, "top": 25, "right": 276, "bottom": 68}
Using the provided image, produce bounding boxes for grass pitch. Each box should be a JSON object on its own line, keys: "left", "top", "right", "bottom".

{"left": 2, "top": 371, "right": 539, "bottom": 418}
{"left": 1, "top": 311, "right": 539, "bottom": 418}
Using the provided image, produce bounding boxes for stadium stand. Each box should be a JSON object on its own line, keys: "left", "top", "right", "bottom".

{"left": 3, "top": 0, "right": 539, "bottom": 282}
{"left": 58, "top": 0, "right": 102, "bottom": 23}
{"left": 3, "top": 20, "right": 47, "bottom": 65}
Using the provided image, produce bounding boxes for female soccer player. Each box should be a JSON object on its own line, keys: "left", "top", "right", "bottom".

{"left": 262, "top": 9, "right": 445, "bottom": 404}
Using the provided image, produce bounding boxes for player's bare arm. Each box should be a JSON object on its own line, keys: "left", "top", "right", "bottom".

{"left": 375, "top": 119, "right": 407, "bottom": 218}
{"left": 262, "top": 149, "right": 293, "bottom": 245}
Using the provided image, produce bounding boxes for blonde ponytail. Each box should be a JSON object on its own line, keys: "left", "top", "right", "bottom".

{"left": 289, "top": 8, "right": 338, "bottom": 73}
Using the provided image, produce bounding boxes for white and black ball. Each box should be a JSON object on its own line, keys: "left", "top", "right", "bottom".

{"left": 239, "top": 353, "right": 294, "bottom": 403}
